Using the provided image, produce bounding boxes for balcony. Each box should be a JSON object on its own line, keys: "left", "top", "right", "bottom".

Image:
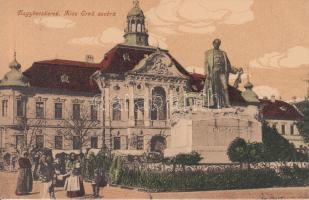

{"left": 135, "top": 120, "right": 144, "bottom": 126}
{"left": 150, "top": 120, "right": 168, "bottom": 127}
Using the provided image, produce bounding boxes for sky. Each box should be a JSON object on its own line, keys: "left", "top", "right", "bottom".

{"left": 0, "top": 0, "right": 309, "bottom": 101}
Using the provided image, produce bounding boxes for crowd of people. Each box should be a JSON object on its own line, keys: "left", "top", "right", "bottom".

{"left": 9, "top": 150, "right": 107, "bottom": 199}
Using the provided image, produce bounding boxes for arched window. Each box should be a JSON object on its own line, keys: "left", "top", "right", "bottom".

{"left": 134, "top": 98, "right": 144, "bottom": 120}
{"left": 151, "top": 87, "right": 167, "bottom": 120}
{"left": 131, "top": 19, "right": 136, "bottom": 32}
{"left": 112, "top": 100, "right": 121, "bottom": 121}
{"left": 137, "top": 21, "right": 142, "bottom": 32}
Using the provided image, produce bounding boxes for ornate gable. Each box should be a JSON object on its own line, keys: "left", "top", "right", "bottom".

{"left": 128, "top": 50, "right": 188, "bottom": 79}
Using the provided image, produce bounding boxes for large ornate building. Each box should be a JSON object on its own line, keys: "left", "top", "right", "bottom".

{"left": 0, "top": 53, "right": 103, "bottom": 154}
{"left": 0, "top": 1, "right": 306, "bottom": 160}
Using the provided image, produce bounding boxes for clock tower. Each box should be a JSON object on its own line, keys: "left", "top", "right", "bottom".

{"left": 124, "top": 0, "right": 149, "bottom": 46}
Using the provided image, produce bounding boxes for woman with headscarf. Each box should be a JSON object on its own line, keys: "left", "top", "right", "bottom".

{"left": 15, "top": 151, "right": 33, "bottom": 195}
{"left": 64, "top": 153, "right": 85, "bottom": 197}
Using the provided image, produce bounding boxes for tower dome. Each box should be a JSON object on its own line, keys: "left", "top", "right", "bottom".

{"left": 127, "top": 0, "right": 144, "bottom": 17}
{"left": 241, "top": 76, "right": 259, "bottom": 105}
{"left": 0, "top": 52, "right": 29, "bottom": 87}
{"left": 124, "top": 0, "right": 149, "bottom": 46}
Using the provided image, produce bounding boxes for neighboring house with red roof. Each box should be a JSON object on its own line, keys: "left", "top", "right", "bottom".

{"left": 260, "top": 97, "right": 306, "bottom": 148}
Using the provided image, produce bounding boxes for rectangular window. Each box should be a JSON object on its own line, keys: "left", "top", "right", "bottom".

{"left": 113, "top": 137, "right": 121, "bottom": 150}
{"left": 91, "top": 137, "right": 98, "bottom": 148}
{"left": 16, "top": 99, "right": 24, "bottom": 117}
{"left": 91, "top": 105, "right": 97, "bottom": 121}
{"left": 137, "top": 136, "right": 144, "bottom": 150}
{"left": 73, "top": 136, "right": 81, "bottom": 150}
{"left": 55, "top": 136, "right": 63, "bottom": 150}
{"left": 35, "top": 135, "right": 44, "bottom": 149}
{"left": 73, "top": 104, "right": 80, "bottom": 120}
{"left": 272, "top": 124, "right": 277, "bottom": 129}
{"left": 281, "top": 125, "right": 286, "bottom": 135}
{"left": 290, "top": 125, "right": 294, "bottom": 135}
{"left": 55, "top": 103, "right": 63, "bottom": 119}
{"left": 36, "top": 102, "right": 44, "bottom": 118}
{"left": 2, "top": 100, "right": 8, "bottom": 117}
{"left": 16, "top": 135, "right": 25, "bottom": 148}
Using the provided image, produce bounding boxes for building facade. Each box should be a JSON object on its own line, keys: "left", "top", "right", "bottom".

{"left": 0, "top": 56, "right": 103, "bottom": 154}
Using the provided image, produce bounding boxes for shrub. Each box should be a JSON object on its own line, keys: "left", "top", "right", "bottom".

{"left": 163, "top": 151, "right": 203, "bottom": 172}
{"left": 109, "top": 156, "right": 124, "bottom": 184}
{"left": 227, "top": 137, "right": 247, "bottom": 164}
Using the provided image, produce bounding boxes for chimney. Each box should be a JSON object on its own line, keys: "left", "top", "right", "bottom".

{"left": 271, "top": 95, "right": 276, "bottom": 103}
{"left": 85, "top": 54, "right": 94, "bottom": 63}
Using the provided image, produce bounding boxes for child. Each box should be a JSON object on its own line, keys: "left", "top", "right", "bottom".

{"left": 91, "top": 169, "right": 102, "bottom": 198}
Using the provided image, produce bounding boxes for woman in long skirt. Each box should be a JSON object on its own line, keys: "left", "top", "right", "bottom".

{"left": 38, "top": 154, "right": 55, "bottom": 199}
{"left": 15, "top": 151, "right": 33, "bottom": 195}
{"left": 64, "top": 153, "right": 85, "bottom": 198}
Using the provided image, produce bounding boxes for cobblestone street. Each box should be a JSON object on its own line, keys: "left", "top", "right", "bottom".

{"left": 1, "top": 171, "right": 309, "bottom": 199}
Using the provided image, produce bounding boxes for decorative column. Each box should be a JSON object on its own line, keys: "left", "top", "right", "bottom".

{"left": 128, "top": 82, "right": 135, "bottom": 126}
{"left": 144, "top": 83, "right": 150, "bottom": 126}
{"left": 169, "top": 85, "right": 174, "bottom": 119}
{"left": 104, "top": 86, "right": 111, "bottom": 127}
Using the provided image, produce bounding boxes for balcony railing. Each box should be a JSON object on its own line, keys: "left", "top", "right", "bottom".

{"left": 150, "top": 120, "right": 168, "bottom": 127}
{"left": 135, "top": 120, "right": 144, "bottom": 126}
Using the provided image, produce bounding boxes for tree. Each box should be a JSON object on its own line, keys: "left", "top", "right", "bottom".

{"left": 14, "top": 117, "right": 47, "bottom": 153}
{"left": 262, "top": 123, "right": 297, "bottom": 162}
{"left": 296, "top": 101, "right": 309, "bottom": 143}
{"left": 227, "top": 137, "right": 248, "bottom": 166}
{"left": 262, "top": 123, "right": 305, "bottom": 162}
{"left": 57, "top": 108, "right": 100, "bottom": 153}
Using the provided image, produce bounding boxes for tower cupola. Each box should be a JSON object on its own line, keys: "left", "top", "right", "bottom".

{"left": 124, "top": 0, "right": 149, "bottom": 46}
{"left": 0, "top": 52, "right": 29, "bottom": 87}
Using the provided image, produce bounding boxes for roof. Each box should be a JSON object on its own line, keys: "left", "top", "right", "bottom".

{"left": 23, "top": 59, "right": 101, "bottom": 93}
{"left": 188, "top": 72, "right": 247, "bottom": 105}
{"left": 260, "top": 99, "right": 304, "bottom": 121}
{"left": 22, "top": 44, "right": 190, "bottom": 93}
{"left": 100, "top": 44, "right": 190, "bottom": 76}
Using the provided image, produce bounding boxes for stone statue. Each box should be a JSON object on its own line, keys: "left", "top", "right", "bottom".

{"left": 203, "top": 39, "right": 243, "bottom": 108}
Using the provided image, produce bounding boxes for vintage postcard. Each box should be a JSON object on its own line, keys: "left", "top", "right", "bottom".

{"left": 0, "top": 0, "right": 308, "bottom": 199}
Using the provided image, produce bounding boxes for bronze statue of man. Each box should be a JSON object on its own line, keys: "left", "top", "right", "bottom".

{"left": 204, "top": 39, "right": 242, "bottom": 108}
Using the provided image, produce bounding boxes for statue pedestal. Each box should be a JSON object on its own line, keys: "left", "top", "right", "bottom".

{"left": 165, "top": 106, "right": 262, "bottom": 163}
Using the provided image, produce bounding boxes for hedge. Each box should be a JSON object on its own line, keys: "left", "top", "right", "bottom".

{"left": 119, "top": 168, "right": 281, "bottom": 192}
{"left": 279, "top": 166, "right": 309, "bottom": 186}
